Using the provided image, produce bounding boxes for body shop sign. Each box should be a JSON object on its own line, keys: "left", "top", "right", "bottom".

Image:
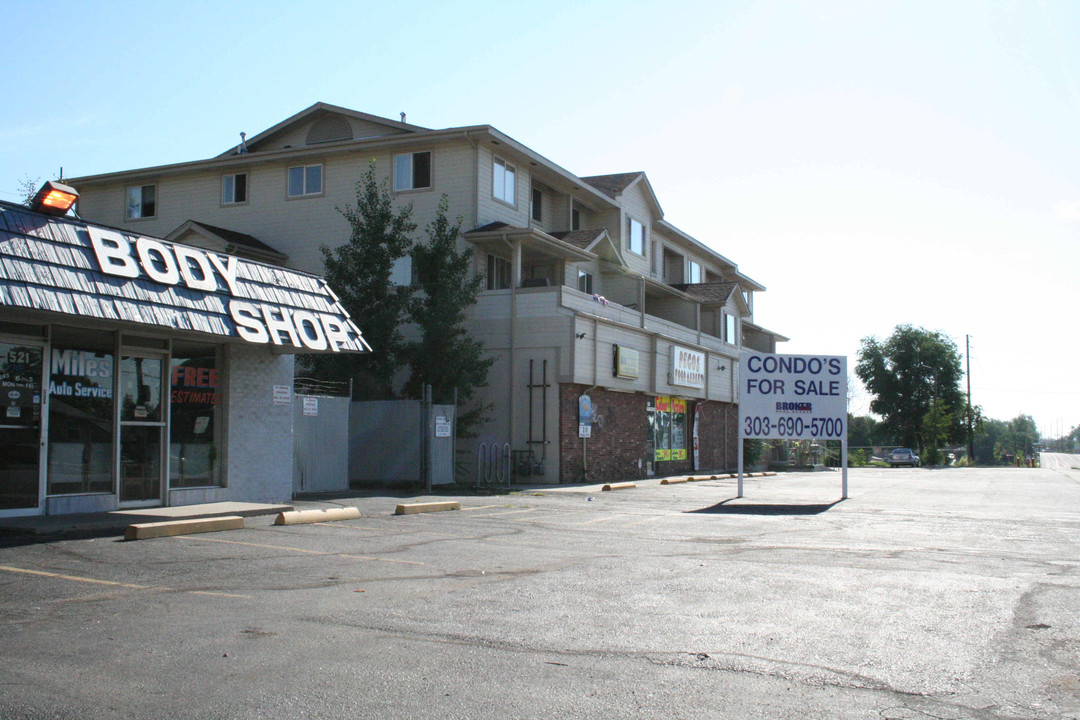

{"left": 86, "top": 227, "right": 368, "bottom": 353}
{"left": 739, "top": 351, "right": 846, "bottom": 440}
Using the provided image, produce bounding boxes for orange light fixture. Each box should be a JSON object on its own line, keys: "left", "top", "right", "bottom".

{"left": 31, "top": 180, "right": 79, "bottom": 216}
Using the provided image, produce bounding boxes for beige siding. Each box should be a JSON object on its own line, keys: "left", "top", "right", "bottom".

{"left": 76, "top": 142, "right": 479, "bottom": 277}
{"left": 477, "top": 147, "right": 529, "bottom": 228}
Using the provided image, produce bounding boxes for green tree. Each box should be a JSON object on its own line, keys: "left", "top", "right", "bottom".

{"left": 974, "top": 417, "right": 1009, "bottom": 466}
{"left": 920, "top": 398, "right": 954, "bottom": 465}
{"left": 405, "top": 196, "right": 493, "bottom": 435}
{"left": 848, "top": 414, "right": 893, "bottom": 447}
{"left": 856, "top": 325, "right": 965, "bottom": 453}
{"left": 305, "top": 163, "right": 416, "bottom": 399}
{"left": 996, "top": 414, "right": 1039, "bottom": 464}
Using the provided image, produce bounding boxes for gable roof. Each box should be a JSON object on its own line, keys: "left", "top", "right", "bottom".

{"left": 216, "top": 102, "right": 428, "bottom": 157}
{"left": 550, "top": 228, "right": 625, "bottom": 266}
{"left": 166, "top": 220, "right": 287, "bottom": 264}
{"left": 673, "top": 281, "right": 752, "bottom": 316}
{"left": 581, "top": 172, "right": 644, "bottom": 198}
{"left": 583, "top": 171, "right": 664, "bottom": 217}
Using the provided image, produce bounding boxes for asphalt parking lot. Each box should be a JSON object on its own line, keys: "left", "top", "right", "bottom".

{"left": 1, "top": 466, "right": 1079, "bottom": 720}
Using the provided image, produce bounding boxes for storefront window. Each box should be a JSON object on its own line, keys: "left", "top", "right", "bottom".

{"left": 671, "top": 399, "right": 687, "bottom": 460}
{"left": 47, "top": 328, "right": 115, "bottom": 495}
{"left": 651, "top": 396, "right": 688, "bottom": 462}
{"left": 0, "top": 342, "right": 43, "bottom": 508}
{"left": 170, "top": 342, "right": 224, "bottom": 488}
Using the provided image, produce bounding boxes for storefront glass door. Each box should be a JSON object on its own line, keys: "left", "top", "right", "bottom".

{"left": 118, "top": 355, "right": 165, "bottom": 505}
{"left": 0, "top": 342, "right": 44, "bottom": 512}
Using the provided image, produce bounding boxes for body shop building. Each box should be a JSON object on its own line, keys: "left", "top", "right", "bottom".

{"left": 0, "top": 192, "right": 367, "bottom": 517}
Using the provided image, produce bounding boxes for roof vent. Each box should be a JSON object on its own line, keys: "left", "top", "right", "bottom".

{"left": 237, "top": 132, "right": 248, "bottom": 154}
{"left": 400, "top": 112, "right": 406, "bottom": 123}
{"left": 306, "top": 115, "right": 353, "bottom": 145}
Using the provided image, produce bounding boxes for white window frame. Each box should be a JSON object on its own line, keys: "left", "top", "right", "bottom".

{"left": 493, "top": 157, "right": 516, "bottom": 206}
{"left": 125, "top": 184, "right": 156, "bottom": 219}
{"left": 531, "top": 187, "right": 542, "bottom": 222}
{"left": 287, "top": 164, "right": 323, "bottom": 198}
{"left": 628, "top": 217, "right": 645, "bottom": 256}
{"left": 687, "top": 260, "right": 703, "bottom": 284}
{"left": 394, "top": 151, "right": 432, "bottom": 192}
{"left": 486, "top": 254, "right": 512, "bottom": 290}
{"left": 577, "top": 269, "right": 593, "bottom": 295}
{"left": 222, "top": 173, "right": 248, "bottom": 205}
{"left": 725, "top": 312, "right": 738, "bottom": 345}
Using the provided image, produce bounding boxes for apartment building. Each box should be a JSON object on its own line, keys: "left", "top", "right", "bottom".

{"left": 69, "top": 103, "right": 787, "bottom": 484}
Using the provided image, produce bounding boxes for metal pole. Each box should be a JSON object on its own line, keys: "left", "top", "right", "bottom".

{"left": 966, "top": 335, "right": 974, "bottom": 463}
{"left": 737, "top": 437, "right": 744, "bottom": 498}
{"left": 841, "top": 435, "right": 848, "bottom": 500}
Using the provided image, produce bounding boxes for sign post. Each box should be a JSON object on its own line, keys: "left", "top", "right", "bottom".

{"left": 738, "top": 351, "right": 848, "bottom": 499}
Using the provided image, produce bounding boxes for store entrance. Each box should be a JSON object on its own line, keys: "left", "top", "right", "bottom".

{"left": 118, "top": 354, "right": 166, "bottom": 506}
{"left": 0, "top": 342, "right": 44, "bottom": 512}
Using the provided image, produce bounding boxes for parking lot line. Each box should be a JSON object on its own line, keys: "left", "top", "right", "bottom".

{"left": 0, "top": 565, "right": 250, "bottom": 599}
{"left": 578, "top": 514, "right": 627, "bottom": 525}
{"left": 176, "top": 535, "right": 425, "bottom": 565}
{"left": 473, "top": 508, "right": 537, "bottom": 518}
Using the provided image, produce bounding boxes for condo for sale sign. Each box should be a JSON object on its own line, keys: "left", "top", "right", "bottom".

{"left": 739, "top": 351, "right": 847, "bottom": 440}
{"left": 737, "top": 350, "right": 850, "bottom": 499}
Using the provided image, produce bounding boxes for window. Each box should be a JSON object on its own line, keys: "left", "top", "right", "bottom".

{"left": 222, "top": 173, "right": 247, "bottom": 205}
{"left": 169, "top": 342, "right": 224, "bottom": 488}
{"left": 486, "top": 254, "right": 511, "bottom": 290}
{"left": 531, "top": 188, "right": 542, "bottom": 222}
{"left": 628, "top": 217, "right": 645, "bottom": 256}
{"left": 287, "top": 165, "right": 322, "bottom": 197}
{"left": 571, "top": 208, "right": 581, "bottom": 231}
{"left": 649, "top": 397, "right": 688, "bottom": 462}
{"left": 390, "top": 256, "right": 413, "bottom": 287}
{"left": 493, "top": 157, "right": 515, "bottom": 205}
{"left": 394, "top": 151, "right": 431, "bottom": 191}
{"left": 577, "top": 269, "right": 593, "bottom": 294}
{"left": 687, "top": 260, "right": 703, "bottom": 284}
{"left": 725, "top": 313, "right": 738, "bottom": 345}
{"left": 47, "top": 327, "right": 116, "bottom": 495}
{"left": 125, "top": 185, "right": 156, "bottom": 219}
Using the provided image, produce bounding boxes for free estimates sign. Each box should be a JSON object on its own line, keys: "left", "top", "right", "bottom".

{"left": 738, "top": 351, "right": 847, "bottom": 440}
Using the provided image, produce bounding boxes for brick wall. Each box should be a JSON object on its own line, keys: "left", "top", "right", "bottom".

{"left": 559, "top": 384, "right": 739, "bottom": 483}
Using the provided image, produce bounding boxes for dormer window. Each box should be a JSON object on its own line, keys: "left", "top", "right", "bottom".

{"left": 394, "top": 151, "right": 431, "bottom": 191}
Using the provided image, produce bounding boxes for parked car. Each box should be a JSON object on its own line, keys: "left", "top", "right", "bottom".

{"left": 888, "top": 448, "right": 920, "bottom": 467}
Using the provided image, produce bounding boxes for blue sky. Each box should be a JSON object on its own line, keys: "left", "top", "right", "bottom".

{"left": 3, "top": 0, "right": 1077, "bottom": 436}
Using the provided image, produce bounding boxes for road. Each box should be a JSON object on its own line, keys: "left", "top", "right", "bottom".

{"left": 1, "top": 466, "right": 1079, "bottom": 719}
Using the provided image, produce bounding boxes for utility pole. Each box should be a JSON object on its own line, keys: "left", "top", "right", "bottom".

{"left": 966, "top": 335, "right": 974, "bottom": 463}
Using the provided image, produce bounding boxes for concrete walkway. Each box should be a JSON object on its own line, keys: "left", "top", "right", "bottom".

{"left": 0, "top": 502, "right": 292, "bottom": 539}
